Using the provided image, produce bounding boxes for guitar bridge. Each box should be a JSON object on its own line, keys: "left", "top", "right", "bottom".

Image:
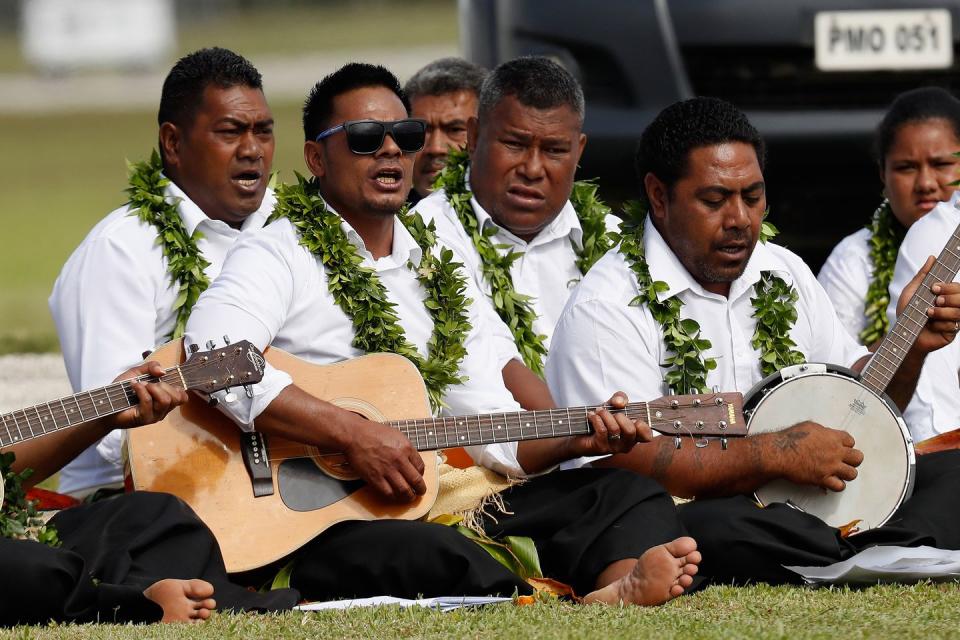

{"left": 241, "top": 431, "right": 274, "bottom": 497}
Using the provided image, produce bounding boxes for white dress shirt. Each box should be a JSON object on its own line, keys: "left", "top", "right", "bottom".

{"left": 413, "top": 188, "right": 620, "bottom": 354}
{"left": 546, "top": 218, "right": 869, "bottom": 469}
{"left": 183, "top": 211, "right": 531, "bottom": 478}
{"left": 818, "top": 227, "right": 873, "bottom": 340}
{"left": 886, "top": 193, "right": 960, "bottom": 441}
{"left": 48, "top": 180, "right": 274, "bottom": 494}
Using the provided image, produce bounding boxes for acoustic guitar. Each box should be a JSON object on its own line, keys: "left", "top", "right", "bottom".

{"left": 0, "top": 341, "right": 262, "bottom": 506}
{"left": 127, "top": 340, "right": 747, "bottom": 573}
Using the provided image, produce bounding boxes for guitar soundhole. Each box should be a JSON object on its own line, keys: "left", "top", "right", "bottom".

{"left": 277, "top": 458, "right": 365, "bottom": 512}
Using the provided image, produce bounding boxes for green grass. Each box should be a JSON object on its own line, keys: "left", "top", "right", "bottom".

{"left": 0, "top": 1, "right": 457, "bottom": 73}
{"left": 0, "top": 101, "right": 309, "bottom": 354}
{"left": 4, "top": 583, "right": 960, "bottom": 639}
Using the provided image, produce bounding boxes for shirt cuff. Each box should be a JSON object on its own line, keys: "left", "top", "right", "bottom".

{"left": 464, "top": 441, "right": 559, "bottom": 479}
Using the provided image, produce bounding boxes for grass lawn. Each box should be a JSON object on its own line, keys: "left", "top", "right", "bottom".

{"left": 0, "top": 100, "right": 310, "bottom": 354}
{"left": 0, "top": 1, "right": 457, "bottom": 74}
{"left": 3, "top": 583, "right": 960, "bottom": 638}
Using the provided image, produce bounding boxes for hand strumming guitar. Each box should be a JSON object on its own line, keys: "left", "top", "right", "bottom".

{"left": 341, "top": 413, "right": 426, "bottom": 503}
{"left": 758, "top": 421, "right": 864, "bottom": 493}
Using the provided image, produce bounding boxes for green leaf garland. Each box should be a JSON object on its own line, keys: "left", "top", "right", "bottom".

{"left": 270, "top": 174, "right": 471, "bottom": 412}
{"left": 126, "top": 149, "right": 211, "bottom": 340}
{"left": 618, "top": 202, "right": 804, "bottom": 394}
{"left": 859, "top": 198, "right": 904, "bottom": 346}
{"left": 434, "top": 148, "right": 618, "bottom": 375}
{"left": 1, "top": 452, "right": 59, "bottom": 546}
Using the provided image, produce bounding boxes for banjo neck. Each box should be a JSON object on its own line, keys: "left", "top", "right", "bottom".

{"left": 859, "top": 215, "right": 960, "bottom": 395}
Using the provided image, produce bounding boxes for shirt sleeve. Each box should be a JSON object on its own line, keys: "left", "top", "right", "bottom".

{"left": 546, "top": 296, "right": 667, "bottom": 469}
{"left": 182, "top": 227, "right": 298, "bottom": 430}
{"left": 50, "top": 234, "right": 161, "bottom": 393}
{"left": 817, "top": 235, "right": 870, "bottom": 340}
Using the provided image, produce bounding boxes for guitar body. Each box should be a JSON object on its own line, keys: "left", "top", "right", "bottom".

{"left": 746, "top": 363, "right": 916, "bottom": 531}
{"left": 127, "top": 342, "right": 438, "bottom": 573}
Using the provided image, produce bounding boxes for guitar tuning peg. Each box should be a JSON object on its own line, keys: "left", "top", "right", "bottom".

{"left": 668, "top": 389, "right": 676, "bottom": 395}
{"left": 223, "top": 335, "right": 231, "bottom": 345}
{"left": 674, "top": 436, "right": 682, "bottom": 450}
{"left": 712, "top": 385, "right": 720, "bottom": 393}
{"left": 721, "top": 437, "right": 729, "bottom": 450}
{"left": 188, "top": 343, "right": 200, "bottom": 354}
{"left": 207, "top": 395, "right": 220, "bottom": 407}
{"left": 224, "top": 390, "right": 238, "bottom": 404}
{"left": 244, "top": 384, "right": 254, "bottom": 399}
{"left": 206, "top": 340, "right": 216, "bottom": 350}
{"left": 695, "top": 437, "right": 709, "bottom": 448}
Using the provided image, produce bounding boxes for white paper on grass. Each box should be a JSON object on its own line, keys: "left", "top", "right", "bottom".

{"left": 785, "top": 545, "right": 960, "bottom": 584}
{"left": 295, "top": 596, "right": 512, "bottom": 612}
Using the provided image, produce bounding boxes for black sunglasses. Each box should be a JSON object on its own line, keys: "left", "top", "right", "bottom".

{"left": 315, "top": 119, "right": 427, "bottom": 154}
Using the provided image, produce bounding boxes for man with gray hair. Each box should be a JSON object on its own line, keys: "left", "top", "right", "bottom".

{"left": 413, "top": 57, "right": 618, "bottom": 416}
{"left": 404, "top": 57, "right": 487, "bottom": 202}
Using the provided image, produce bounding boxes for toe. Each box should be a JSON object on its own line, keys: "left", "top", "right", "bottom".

{"left": 664, "top": 536, "right": 697, "bottom": 558}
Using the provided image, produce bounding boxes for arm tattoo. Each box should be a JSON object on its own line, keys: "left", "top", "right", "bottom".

{"left": 773, "top": 429, "right": 808, "bottom": 452}
{"left": 651, "top": 439, "right": 675, "bottom": 480}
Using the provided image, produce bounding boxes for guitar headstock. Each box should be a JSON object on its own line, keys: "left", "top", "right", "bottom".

{"left": 180, "top": 340, "right": 265, "bottom": 393}
{"left": 647, "top": 392, "right": 746, "bottom": 438}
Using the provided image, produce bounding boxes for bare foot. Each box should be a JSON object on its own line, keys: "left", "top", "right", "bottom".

{"left": 583, "top": 536, "right": 701, "bottom": 606}
{"left": 143, "top": 578, "right": 217, "bottom": 623}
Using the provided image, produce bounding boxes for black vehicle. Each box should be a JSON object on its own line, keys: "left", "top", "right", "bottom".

{"left": 461, "top": 0, "right": 960, "bottom": 267}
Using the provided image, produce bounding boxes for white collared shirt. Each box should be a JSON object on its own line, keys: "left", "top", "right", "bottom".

{"left": 48, "top": 180, "right": 274, "bottom": 493}
{"left": 886, "top": 193, "right": 960, "bottom": 442}
{"left": 182, "top": 211, "right": 530, "bottom": 478}
{"left": 413, "top": 188, "right": 619, "bottom": 355}
{"left": 818, "top": 227, "right": 873, "bottom": 340}
{"left": 546, "top": 218, "right": 869, "bottom": 468}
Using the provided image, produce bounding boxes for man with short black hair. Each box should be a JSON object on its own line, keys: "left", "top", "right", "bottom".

{"left": 412, "top": 57, "right": 618, "bottom": 429}
{"left": 50, "top": 47, "right": 276, "bottom": 497}
{"left": 548, "top": 96, "right": 960, "bottom": 586}
{"left": 185, "top": 62, "right": 701, "bottom": 605}
{"left": 404, "top": 57, "right": 487, "bottom": 203}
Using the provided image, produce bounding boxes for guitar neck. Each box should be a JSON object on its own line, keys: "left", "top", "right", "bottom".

{"left": 389, "top": 402, "right": 653, "bottom": 451}
{"left": 860, "top": 215, "right": 960, "bottom": 395}
{"left": 0, "top": 367, "right": 187, "bottom": 448}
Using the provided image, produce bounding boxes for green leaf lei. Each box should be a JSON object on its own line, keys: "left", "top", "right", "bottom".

{"left": 434, "top": 148, "right": 619, "bottom": 375}
{"left": 618, "top": 201, "right": 804, "bottom": 394}
{"left": 127, "top": 150, "right": 211, "bottom": 340}
{"left": 859, "top": 198, "right": 904, "bottom": 346}
{"left": 270, "top": 174, "right": 471, "bottom": 412}
{"left": 1, "top": 452, "right": 59, "bottom": 546}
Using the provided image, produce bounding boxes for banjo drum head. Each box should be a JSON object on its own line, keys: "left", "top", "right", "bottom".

{"left": 746, "top": 367, "right": 915, "bottom": 531}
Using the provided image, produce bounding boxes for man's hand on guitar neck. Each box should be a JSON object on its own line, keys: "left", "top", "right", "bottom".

{"left": 882, "top": 255, "right": 960, "bottom": 411}
{"left": 8, "top": 361, "right": 188, "bottom": 486}
{"left": 517, "top": 392, "right": 654, "bottom": 474}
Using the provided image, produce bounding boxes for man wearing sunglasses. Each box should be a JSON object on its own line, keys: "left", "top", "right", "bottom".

{"left": 184, "top": 62, "right": 700, "bottom": 606}
{"left": 49, "top": 47, "right": 277, "bottom": 499}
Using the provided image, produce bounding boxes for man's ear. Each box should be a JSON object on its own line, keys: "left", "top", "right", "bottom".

{"left": 644, "top": 172, "right": 669, "bottom": 222}
{"left": 574, "top": 132, "right": 587, "bottom": 165}
{"left": 158, "top": 122, "right": 181, "bottom": 170}
{"left": 466, "top": 116, "right": 479, "bottom": 155}
{"left": 878, "top": 162, "right": 887, "bottom": 198}
{"left": 304, "top": 140, "right": 326, "bottom": 179}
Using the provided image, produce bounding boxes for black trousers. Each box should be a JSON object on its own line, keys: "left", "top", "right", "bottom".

{"left": 0, "top": 492, "right": 298, "bottom": 626}
{"left": 289, "top": 468, "right": 684, "bottom": 600}
{"left": 678, "top": 449, "right": 960, "bottom": 585}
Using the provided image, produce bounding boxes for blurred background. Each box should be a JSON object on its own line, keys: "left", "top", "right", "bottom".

{"left": 0, "top": 0, "right": 458, "bottom": 355}
{"left": 3, "top": 0, "right": 958, "bottom": 356}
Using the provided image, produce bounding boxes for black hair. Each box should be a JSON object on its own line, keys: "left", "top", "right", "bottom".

{"left": 478, "top": 56, "right": 584, "bottom": 123}
{"left": 157, "top": 47, "right": 262, "bottom": 128}
{"left": 302, "top": 63, "right": 409, "bottom": 141}
{"left": 404, "top": 57, "right": 487, "bottom": 101}
{"left": 875, "top": 87, "right": 960, "bottom": 165}
{"left": 635, "top": 97, "right": 766, "bottom": 200}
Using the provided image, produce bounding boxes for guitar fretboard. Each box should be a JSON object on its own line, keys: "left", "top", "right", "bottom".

{"left": 389, "top": 403, "right": 655, "bottom": 451}
{"left": 0, "top": 369, "right": 186, "bottom": 449}
{"left": 860, "top": 214, "right": 960, "bottom": 395}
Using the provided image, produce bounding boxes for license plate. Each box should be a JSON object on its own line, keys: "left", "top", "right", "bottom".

{"left": 815, "top": 9, "right": 952, "bottom": 71}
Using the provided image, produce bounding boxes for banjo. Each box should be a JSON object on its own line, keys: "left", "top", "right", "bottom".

{"left": 746, "top": 220, "right": 960, "bottom": 531}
